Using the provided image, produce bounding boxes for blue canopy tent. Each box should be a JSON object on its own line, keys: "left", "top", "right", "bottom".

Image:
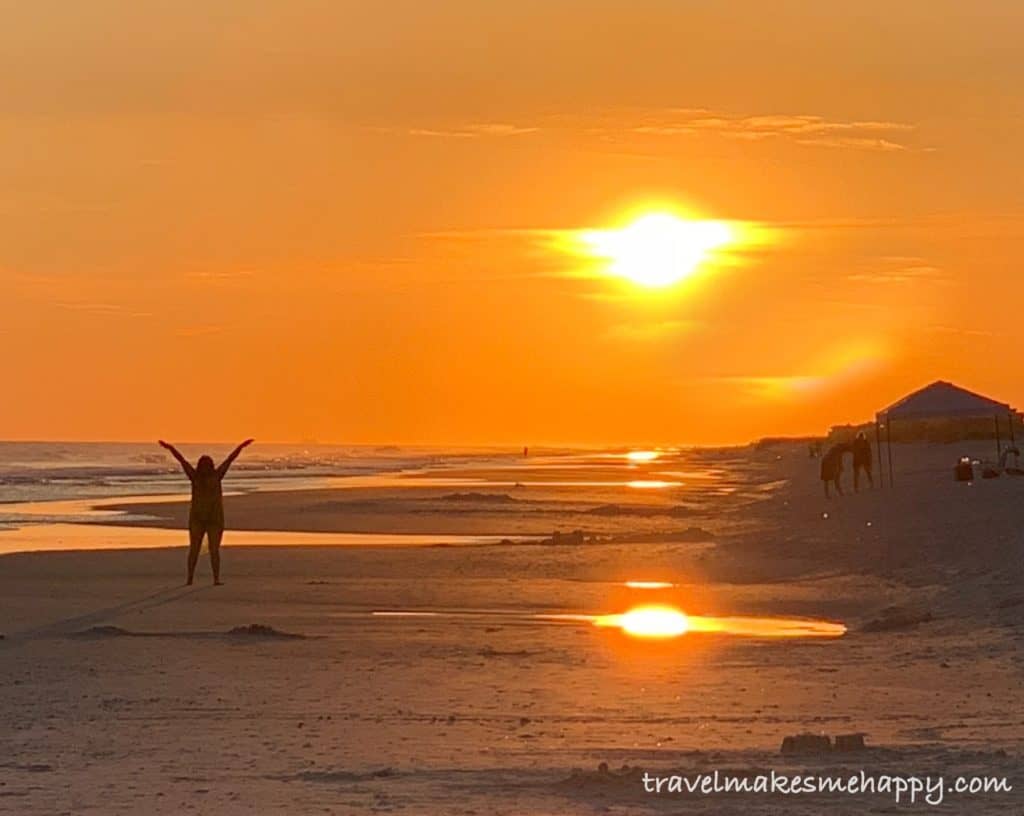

{"left": 875, "top": 381, "right": 1016, "bottom": 486}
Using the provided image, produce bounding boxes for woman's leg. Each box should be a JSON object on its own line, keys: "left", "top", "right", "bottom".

{"left": 208, "top": 527, "right": 224, "bottom": 585}
{"left": 187, "top": 523, "right": 205, "bottom": 585}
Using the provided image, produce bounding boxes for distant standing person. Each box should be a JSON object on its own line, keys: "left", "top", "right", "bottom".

{"left": 158, "top": 439, "right": 254, "bottom": 586}
{"left": 852, "top": 432, "right": 873, "bottom": 491}
{"left": 820, "top": 442, "right": 849, "bottom": 498}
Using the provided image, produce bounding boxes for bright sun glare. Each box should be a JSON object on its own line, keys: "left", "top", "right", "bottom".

{"left": 596, "top": 605, "right": 691, "bottom": 638}
{"left": 581, "top": 213, "right": 734, "bottom": 288}
{"left": 625, "top": 450, "right": 660, "bottom": 462}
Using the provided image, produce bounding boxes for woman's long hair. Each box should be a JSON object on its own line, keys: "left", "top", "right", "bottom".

{"left": 196, "top": 455, "right": 216, "bottom": 476}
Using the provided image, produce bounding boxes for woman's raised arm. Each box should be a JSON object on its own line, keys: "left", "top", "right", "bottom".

{"left": 159, "top": 440, "right": 196, "bottom": 479}
{"left": 217, "top": 439, "right": 254, "bottom": 477}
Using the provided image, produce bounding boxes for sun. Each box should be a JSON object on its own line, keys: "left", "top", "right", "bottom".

{"left": 580, "top": 213, "right": 734, "bottom": 288}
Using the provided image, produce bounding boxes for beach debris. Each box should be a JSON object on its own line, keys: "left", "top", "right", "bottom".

{"left": 477, "top": 646, "right": 535, "bottom": 659}
{"left": 440, "top": 492, "right": 521, "bottom": 503}
{"left": 860, "top": 606, "right": 933, "bottom": 633}
{"left": 556, "top": 763, "right": 646, "bottom": 792}
{"left": 834, "top": 733, "right": 868, "bottom": 752}
{"left": 226, "top": 624, "right": 305, "bottom": 640}
{"left": 69, "top": 624, "right": 307, "bottom": 640}
{"left": 71, "top": 625, "right": 135, "bottom": 638}
{"left": 284, "top": 767, "right": 396, "bottom": 784}
{"left": 781, "top": 732, "right": 870, "bottom": 754}
{"left": 548, "top": 530, "right": 587, "bottom": 546}
{"left": 534, "top": 527, "right": 713, "bottom": 547}
{"left": 5, "top": 763, "right": 54, "bottom": 773}
{"left": 780, "top": 733, "right": 833, "bottom": 755}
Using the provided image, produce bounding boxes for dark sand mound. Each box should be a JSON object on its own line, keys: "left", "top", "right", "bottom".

{"left": 71, "top": 625, "right": 136, "bottom": 638}
{"left": 226, "top": 624, "right": 307, "bottom": 640}
{"left": 860, "top": 606, "right": 934, "bottom": 633}
{"left": 585, "top": 503, "right": 696, "bottom": 518}
{"left": 440, "top": 492, "right": 524, "bottom": 503}
{"left": 555, "top": 763, "right": 646, "bottom": 794}
{"left": 71, "top": 624, "right": 307, "bottom": 640}
{"left": 276, "top": 768, "right": 396, "bottom": 784}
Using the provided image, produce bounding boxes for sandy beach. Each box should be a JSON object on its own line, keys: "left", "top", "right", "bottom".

{"left": 2, "top": 442, "right": 1023, "bottom": 814}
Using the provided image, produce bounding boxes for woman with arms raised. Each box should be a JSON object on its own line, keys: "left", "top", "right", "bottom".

{"left": 158, "top": 439, "right": 254, "bottom": 586}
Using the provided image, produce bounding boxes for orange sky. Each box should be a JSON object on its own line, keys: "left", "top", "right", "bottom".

{"left": 3, "top": 1, "right": 1024, "bottom": 445}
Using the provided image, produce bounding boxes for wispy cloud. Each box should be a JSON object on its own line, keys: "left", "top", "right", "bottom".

{"left": 177, "top": 325, "right": 223, "bottom": 338}
{"left": 707, "top": 374, "right": 826, "bottom": 398}
{"left": 608, "top": 319, "right": 697, "bottom": 342}
{"left": 184, "top": 269, "right": 255, "bottom": 281}
{"left": 390, "top": 108, "right": 919, "bottom": 152}
{"left": 398, "top": 122, "right": 539, "bottom": 139}
{"left": 702, "top": 341, "right": 887, "bottom": 400}
{"left": 627, "top": 109, "right": 916, "bottom": 151}
{"left": 56, "top": 301, "right": 124, "bottom": 313}
{"left": 927, "top": 324, "right": 998, "bottom": 339}
{"left": 54, "top": 301, "right": 152, "bottom": 318}
{"left": 846, "top": 257, "right": 949, "bottom": 285}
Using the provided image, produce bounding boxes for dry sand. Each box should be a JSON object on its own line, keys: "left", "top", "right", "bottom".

{"left": 2, "top": 442, "right": 1023, "bottom": 813}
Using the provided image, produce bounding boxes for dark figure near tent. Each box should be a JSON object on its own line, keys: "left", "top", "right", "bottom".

{"left": 158, "top": 439, "right": 253, "bottom": 585}
{"left": 852, "top": 432, "right": 873, "bottom": 491}
{"left": 820, "top": 443, "right": 850, "bottom": 498}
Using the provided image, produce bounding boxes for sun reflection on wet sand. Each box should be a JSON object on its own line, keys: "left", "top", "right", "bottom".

{"left": 361, "top": 606, "right": 846, "bottom": 640}
{"left": 594, "top": 605, "right": 846, "bottom": 639}
{"left": 596, "top": 605, "right": 690, "bottom": 638}
{"left": 685, "top": 615, "right": 847, "bottom": 638}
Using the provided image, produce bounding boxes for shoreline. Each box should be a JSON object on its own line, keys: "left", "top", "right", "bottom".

{"left": 0, "top": 523, "right": 539, "bottom": 556}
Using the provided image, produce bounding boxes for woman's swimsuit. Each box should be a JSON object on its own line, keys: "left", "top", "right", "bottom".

{"left": 189, "top": 471, "right": 225, "bottom": 532}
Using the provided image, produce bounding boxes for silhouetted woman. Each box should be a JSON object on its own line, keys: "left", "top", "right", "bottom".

{"left": 158, "top": 439, "right": 253, "bottom": 585}
{"left": 852, "top": 431, "right": 873, "bottom": 491}
{"left": 820, "top": 442, "right": 850, "bottom": 499}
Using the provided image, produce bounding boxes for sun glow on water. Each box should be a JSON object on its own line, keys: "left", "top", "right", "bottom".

{"left": 625, "top": 450, "right": 660, "bottom": 462}
{"left": 624, "top": 580, "right": 675, "bottom": 589}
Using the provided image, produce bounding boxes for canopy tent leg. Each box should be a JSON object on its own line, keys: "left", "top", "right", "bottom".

{"left": 886, "top": 419, "right": 895, "bottom": 487}
{"left": 874, "top": 421, "right": 884, "bottom": 488}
